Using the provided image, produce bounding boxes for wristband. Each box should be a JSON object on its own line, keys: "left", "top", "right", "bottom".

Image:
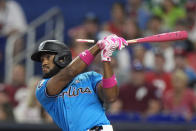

{"left": 102, "top": 74, "right": 117, "bottom": 88}
{"left": 79, "top": 50, "right": 94, "bottom": 65}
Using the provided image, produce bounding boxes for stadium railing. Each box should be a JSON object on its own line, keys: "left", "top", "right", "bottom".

{"left": 5, "top": 7, "right": 64, "bottom": 83}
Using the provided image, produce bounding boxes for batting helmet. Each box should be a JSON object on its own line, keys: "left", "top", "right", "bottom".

{"left": 31, "top": 40, "right": 72, "bottom": 68}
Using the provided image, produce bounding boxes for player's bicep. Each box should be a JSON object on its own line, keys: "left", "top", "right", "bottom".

{"left": 46, "top": 68, "right": 73, "bottom": 96}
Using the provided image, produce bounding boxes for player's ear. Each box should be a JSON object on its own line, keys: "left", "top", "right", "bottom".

{"left": 54, "top": 52, "right": 72, "bottom": 68}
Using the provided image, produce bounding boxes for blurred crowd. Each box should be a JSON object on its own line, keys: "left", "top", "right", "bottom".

{"left": 0, "top": 0, "right": 196, "bottom": 124}
{"left": 69, "top": 0, "right": 196, "bottom": 122}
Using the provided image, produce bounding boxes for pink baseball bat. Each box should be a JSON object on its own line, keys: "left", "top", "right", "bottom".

{"left": 76, "top": 31, "right": 188, "bottom": 44}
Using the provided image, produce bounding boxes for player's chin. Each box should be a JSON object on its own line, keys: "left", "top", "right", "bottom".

{"left": 42, "top": 66, "right": 60, "bottom": 79}
{"left": 42, "top": 71, "right": 53, "bottom": 79}
{"left": 42, "top": 72, "right": 50, "bottom": 79}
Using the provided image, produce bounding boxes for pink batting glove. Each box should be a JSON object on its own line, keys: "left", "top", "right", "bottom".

{"left": 105, "top": 34, "right": 128, "bottom": 50}
{"left": 118, "top": 37, "right": 128, "bottom": 50}
{"left": 97, "top": 39, "right": 114, "bottom": 61}
{"left": 97, "top": 34, "right": 128, "bottom": 62}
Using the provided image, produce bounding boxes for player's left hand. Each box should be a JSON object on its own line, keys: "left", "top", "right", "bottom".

{"left": 97, "top": 34, "right": 128, "bottom": 62}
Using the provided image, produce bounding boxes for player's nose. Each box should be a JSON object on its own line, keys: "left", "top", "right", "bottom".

{"left": 41, "top": 57, "right": 49, "bottom": 66}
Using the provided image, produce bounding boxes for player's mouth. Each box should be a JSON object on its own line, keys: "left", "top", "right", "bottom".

{"left": 42, "top": 66, "right": 49, "bottom": 72}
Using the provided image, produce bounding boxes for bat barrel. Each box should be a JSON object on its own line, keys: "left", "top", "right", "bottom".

{"left": 76, "top": 31, "right": 188, "bottom": 45}
{"left": 156, "top": 31, "right": 187, "bottom": 42}
{"left": 127, "top": 31, "right": 188, "bottom": 44}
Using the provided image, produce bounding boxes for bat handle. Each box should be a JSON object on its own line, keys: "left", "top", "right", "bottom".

{"left": 127, "top": 39, "right": 138, "bottom": 44}
{"left": 76, "top": 39, "right": 95, "bottom": 43}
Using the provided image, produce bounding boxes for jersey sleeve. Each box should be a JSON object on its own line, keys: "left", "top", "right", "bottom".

{"left": 88, "top": 71, "right": 103, "bottom": 91}
{"left": 35, "top": 79, "right": 56, "bottom": 110}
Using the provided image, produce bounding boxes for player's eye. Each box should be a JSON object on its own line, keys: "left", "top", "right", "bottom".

{"left": 46, "top": 55, "right": 51, "bottom": 59}
{"left": 40, "top": 57, "right": 44, "bottom": 62}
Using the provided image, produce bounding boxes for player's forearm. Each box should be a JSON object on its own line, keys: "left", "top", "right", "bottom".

{"left": 67, "top": 44, "right": 100, "bottom": 76}
{"left": 101, "top": 62, "right": 119, "bottom": 103}
{"left": 47, "top": 44, "right": 100, "bottom": 96}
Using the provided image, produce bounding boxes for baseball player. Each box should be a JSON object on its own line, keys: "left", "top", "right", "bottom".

{"left": 31, "top": 34, "right": 127, "bottom": 131}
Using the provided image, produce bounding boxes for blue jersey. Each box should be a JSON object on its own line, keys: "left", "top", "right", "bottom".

{"left": 36, "top": 71, "right": 110, "bottom": 131}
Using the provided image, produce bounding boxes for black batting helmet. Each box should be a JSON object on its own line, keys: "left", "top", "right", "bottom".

{"left": 31, "top": 40, "right": 72, "bottom": 68}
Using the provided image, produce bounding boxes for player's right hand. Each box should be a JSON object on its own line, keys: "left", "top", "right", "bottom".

{"left": 97, "top": 34, "right": 128, "bottom": 62}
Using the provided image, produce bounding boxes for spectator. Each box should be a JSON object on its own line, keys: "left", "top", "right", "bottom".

{"left": 146, "top": 51, "right": 172, "bottom": 97}
{"left": 163, "top": 69, "right": 196, "bottom": 121}
{"left": 68, "top": 24, "right": 87, "bottom": 41}
{"left": 70, "top": 41, "right": 90, "bottom": 59}
{"left": 143, "top": 15, "right": 166, "bottom": 70}
{"left": 0, "top": 84, "right": 14, "bottom": 122}
{"left": 185, "top": 0, "right": 196, "bottom": 32}
{"left": 145, "top": 15, "right": 164, "bottom": 36}
{"left": 122, "top": 18, "right": 141, "bottom": 40}
{"left": 3, "top": 64, "right": 26, "bottom": 107}
{"left": 68, "top": 13, "right": 99, "bottom": 58}
{"left": 131, "top": 45, "right": 155, "bottom": 70}
{"left": 0, "top": 0, "right": 27, "bottom": 55}
{"left": 14, "top": 76, "right": 43, "bottom": 123}
{"left": 0, "top": 0, "right": 27, "bottom": 36}
{"left": 186, "top": 1, "right": 196, "bottom": 44}
{"left": 186, "top": 1, "right": 196, "bottom": 72}
{"left": 103, "top": 2, "right": 126, "bottom": 36}
{"left": 152, "top": 0, "right": 186, "bottom": 30}
{"left": 82, "top": 13, "right": 99, "bottom": 40}
{"left": 173, "top": 19, "right": 194, "bottom": 52}
{"left": 132, "top": 46, "right": 147, "bottom": 66}
{"left": 0, "top": 103, "right": 14, "bottom": 122}
{"left": 174, "top": 48, "right": 196, "bottom": 88}
{"left": 109, "top": 62, "right": 161, "bottom": 116}
{"left": 115, "top": 19, "right": 142, "bottom": 84}
{"left": 157, "top": 43, "right": 175, "bottom": 72}
{"left": 126, "top": 0, "right": 151, "bottom": 30}
{"left": 143, "top": 15, "right": 176, "bottom": 72}
{"left": 187, "top": 46, "right": 196, "bottom": 74}
{"left": 143, "top": 42, "right": 175, "bottom": 72}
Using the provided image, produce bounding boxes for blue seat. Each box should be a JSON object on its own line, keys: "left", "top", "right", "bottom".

{"left": 191, "top": 115, "right": 196, "bottom": 123}
{"left": 146, "top": 113, "right": 172, "bottom": 122}
{"left": 107, "top": 112, "right": 141, "bottom": 122}
{"left": 0, "top": 36, "right": 7, "bottom": 82}
{"left": 171, "top": 115, "right": 186, "bottom": 122}
{"left": 146, "top": 113, "right": 186, "bottom": 123}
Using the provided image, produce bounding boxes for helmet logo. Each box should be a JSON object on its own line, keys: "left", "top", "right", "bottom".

{"left": 39, "top": 42, "right": 45, "bottom": 51}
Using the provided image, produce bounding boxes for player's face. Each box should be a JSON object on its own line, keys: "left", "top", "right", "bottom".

{"left": 40, "top": 53, "right": 59, "bottom": 78}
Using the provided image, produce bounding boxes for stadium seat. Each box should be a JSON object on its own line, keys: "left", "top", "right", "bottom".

{"left": 0, "top": 36, "right": 7, "bottom": 82}
{"left": 146, "top": 113, "right": 186, "bottom": 123}
{"left": 191, "top": 115, "right": 196, "bottom": 123}
{"left": 107, "top": 112, "right": 141, "bottom": 122}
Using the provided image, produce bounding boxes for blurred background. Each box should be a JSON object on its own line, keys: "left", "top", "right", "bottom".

{"left": 0, "top": 0, "right": 196, "bottom": 130}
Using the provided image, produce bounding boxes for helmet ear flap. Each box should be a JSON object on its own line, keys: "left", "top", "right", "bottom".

{"left": 54, "top": 51, "right": 72, "bottom": 68}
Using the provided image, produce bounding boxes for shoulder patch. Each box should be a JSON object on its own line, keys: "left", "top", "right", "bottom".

{"left": 37, "top": 80, "right": 45, "bottom": 89}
